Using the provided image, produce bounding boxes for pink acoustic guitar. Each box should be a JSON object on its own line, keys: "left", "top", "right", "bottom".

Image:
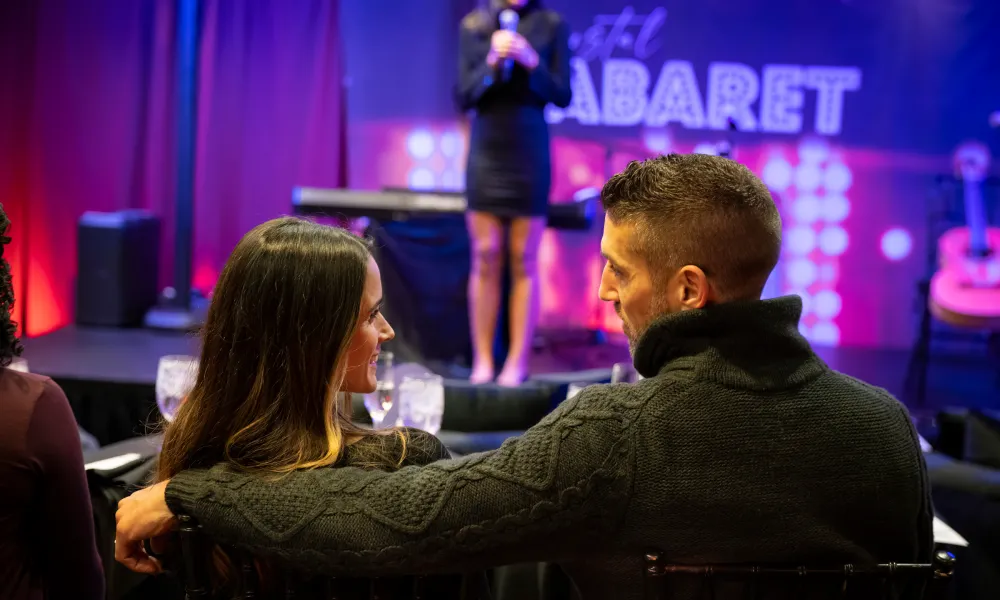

{"left": 929, "top": 142, "right": 1000, "bottom": 330}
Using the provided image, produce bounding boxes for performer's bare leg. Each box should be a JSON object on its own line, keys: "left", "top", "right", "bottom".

{"left": 497, "top": 216, "right": 545, "bottom": 387}
{"left": 467, "top": 211, "right": 505, "bottom": 384}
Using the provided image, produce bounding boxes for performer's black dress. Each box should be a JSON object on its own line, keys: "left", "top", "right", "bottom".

{"left": 457, "top": 2, "right": 572, "bottom": 218}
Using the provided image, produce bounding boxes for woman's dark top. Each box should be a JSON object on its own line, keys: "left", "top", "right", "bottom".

{"left": 457, "top": 2, "right": 572, "bottom": 218}
{"left": 0, "top": 369, "right": 105, "bottom": 600}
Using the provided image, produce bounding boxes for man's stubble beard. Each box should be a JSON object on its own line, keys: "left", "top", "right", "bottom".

{"left": 619, "top": 297, "right": 673, "bottom": 356}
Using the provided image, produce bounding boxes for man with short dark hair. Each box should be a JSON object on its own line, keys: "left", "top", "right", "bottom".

{"left": 116, "top": 154, "right": 932, "bottom": 599}
{"left": 598, "top": 154, "right": 783, "bottom": 350}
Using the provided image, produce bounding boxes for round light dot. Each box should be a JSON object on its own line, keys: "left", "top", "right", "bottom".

{"left": 573, "top": 187, "right": 601, "bottom": 201}
{"left": 569, "top": 163, "right": 593, "bottom": 186}
{"left": 544, "top": 105, "right": 566, "bottom": 125}
{"left": 439, "top": 131, "right": 463, "bottom": 159}
{"left": 881, "top": 228, "right": 912, "bottom": 261}
{"left": 810, "top": 321, "right": 841, "bottom": 346}
{"left": 793, "top": 290, "right": 813, "bottom": 315}
{"left": 819, "top": 263, "right": 839, "bottom": 282}
{"left": 798, "top": 322, "right": 812, "bottom": 338}
{"left": 792, "top": 195, "right": 822, "bottom": 224}
{"left": 692, "top": 142, "right": 719, "bottom": 156}
{"left": 823, "top": 162, "right": 853, "bottom": 193}
{"left": 762, "top": 158, "right": 793, "bottom": 191}
{"left": 798, "top": 140, "right": 830, "bottom": 164}
{"left": 818, "top": 226, "right": 849, "bottom": 256}
{"left": 786, "top": 226, "right": 817, "bottom": 255}
{"left": 406, "top": 129, "right": 435, "bottom": 160}
{"left": 795, "top": 164, "right": 823, "bottom": 192}
{"left": 813, "top": 290, "right": 842, "bottom": 319}
{"left": 440, "top": 169, "right": 462, "bottom": 190}
{"left": 787, "top": 259, "right": 819, "bottom": 288}
{"left": 407, "top": 167, "right": 436, "bottom": 190}
{"left": 821, "top": 194, "right": 851, "bottom": 223}
{"left": 644, "top": 130, "right": 671, "bottom": 153}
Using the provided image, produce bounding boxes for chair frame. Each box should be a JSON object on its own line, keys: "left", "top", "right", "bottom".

{"left": 175, "top": 514, "right": 439, "bottom": 600}
{"left": 643, "top": 549, "right": 956, "bottom": 600}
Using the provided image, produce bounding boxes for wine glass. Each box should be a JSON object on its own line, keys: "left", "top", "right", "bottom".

{"left": 566, "top": 382, "right": 588, "bottom": 400}
{"left": 363, "top": 352, "right": 395, "bottom": 428}
{"left": 156, "top": 355, "right": 198, "bottom": 422}
{"left": 610, "top": 362, "right": 637, "bottom": 384}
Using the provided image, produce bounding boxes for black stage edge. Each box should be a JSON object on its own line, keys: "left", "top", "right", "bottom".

{"left": 23, "top": 324, "right": 1000, "bottom": 446}
{"left": 24, "top": 326, "right": 614, "bottom": 446}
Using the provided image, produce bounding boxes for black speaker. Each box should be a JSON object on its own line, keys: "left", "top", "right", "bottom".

{"left": 75, "top": 211, "right": 160, "bottom": 327}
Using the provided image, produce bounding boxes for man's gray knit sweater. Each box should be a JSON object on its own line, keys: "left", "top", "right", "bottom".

{"left": 164, "top": 296, "right": 933, "bottom": 599}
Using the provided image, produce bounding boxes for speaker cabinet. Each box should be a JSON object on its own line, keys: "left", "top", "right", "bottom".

{"left": 75, "top": 211, "right": 160, "bottom": 327}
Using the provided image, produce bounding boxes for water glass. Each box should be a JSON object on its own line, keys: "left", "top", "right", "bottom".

{"left": 363, "top": 352, "right": 395, "bottom": 428}
{"left": 156, "top": 355, "right": 198, "bottom": 422}
{"left": 398, "top": 374, "right": 445, "bottom": 435}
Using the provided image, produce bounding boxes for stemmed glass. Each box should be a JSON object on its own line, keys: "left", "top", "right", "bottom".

{"left": 156, "top": 355, "right": 198, "bottom": 422}
{"left": 363, "top": 352, "right": 395, "bottom": 428}
{"left": 566, "top": 382, "right": 588, "bottom": 400}
{"left": 611, "top": 362, "right": 638, "bottom": 384}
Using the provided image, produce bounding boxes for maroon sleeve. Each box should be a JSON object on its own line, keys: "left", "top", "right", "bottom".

{"left": 25, "top": 379, "right": 105, "bottom": 599}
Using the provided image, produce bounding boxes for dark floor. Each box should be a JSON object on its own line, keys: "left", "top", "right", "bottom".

{"left": 22, "top": 325, "right": 1000, "bottom": 412}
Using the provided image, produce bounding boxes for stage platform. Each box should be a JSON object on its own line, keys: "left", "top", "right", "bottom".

{"left": 22, "top": 325, "right": 999, "bottom": 445}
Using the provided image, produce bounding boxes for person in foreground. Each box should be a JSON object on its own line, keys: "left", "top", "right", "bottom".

{"left": 117, "top": 156, "right": 932, "bottom": 598}
{"left": 0, "top": 204, "right": 104, "bottom": 599}
{"left": 144, "top": 217, "right": 484, "bottom": 597}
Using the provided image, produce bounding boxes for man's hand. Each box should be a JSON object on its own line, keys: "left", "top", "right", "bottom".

{"left": 487, "top": 30, "right": 539, "bottom": 70}
{"left": 114, "top": 480, "right": 178, "bottom": 574}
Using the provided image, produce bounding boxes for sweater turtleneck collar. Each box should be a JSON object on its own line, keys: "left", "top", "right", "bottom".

{"left": 631, "top": 295, "right": 827, "bottom": 391}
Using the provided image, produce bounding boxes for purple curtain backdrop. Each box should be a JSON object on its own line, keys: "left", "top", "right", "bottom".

{"left": 192, "top": 0, "right": 346, "bottom": 289}
{"left": 0, "top": 0, "right": 345, "bottom": 335}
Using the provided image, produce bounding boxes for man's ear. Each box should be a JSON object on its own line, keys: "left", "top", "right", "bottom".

{"left": 677, "top": 265, "right": 711, "bottom": 309}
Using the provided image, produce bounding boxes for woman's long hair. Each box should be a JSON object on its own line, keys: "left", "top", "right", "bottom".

{"left": 0, "top": 205, "right": 23, "bottom": 367}
{"left": 157, "top": 217, "right": 401, "bottom": 483}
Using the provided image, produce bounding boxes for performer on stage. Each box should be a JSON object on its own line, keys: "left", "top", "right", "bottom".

{"left": 456, "top": 0, "right": 572, "bottom": 386}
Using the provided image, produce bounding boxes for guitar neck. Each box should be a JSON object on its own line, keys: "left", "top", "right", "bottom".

{"left": 963, "top": 176, "right": 990, "bottom": 256}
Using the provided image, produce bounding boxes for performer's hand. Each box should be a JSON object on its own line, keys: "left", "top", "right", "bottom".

{"left": 488, "top": 31, "right": 538, "bottom": 70}
{"left": 488, "top": 30, "right": 513, "bottom": 66}
{"left": 115, "top": 480, "right": 178, "bottom": 574}
{"left": 506, "top": 32, "right": 539, "bottom": 70}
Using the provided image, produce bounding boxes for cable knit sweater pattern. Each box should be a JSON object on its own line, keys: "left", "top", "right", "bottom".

{"left": 167, "top": 384, "right": 643, "bottom": 575}
{"left": 166, "top": 296, "right": 932, "bottom": 598}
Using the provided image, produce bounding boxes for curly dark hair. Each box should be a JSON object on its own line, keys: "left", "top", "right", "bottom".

{"left": 0, "top": 204, "right": 24, "bottom": 366}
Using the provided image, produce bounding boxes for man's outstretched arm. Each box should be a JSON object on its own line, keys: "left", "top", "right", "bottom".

{"left": 157, "top": 387, "right": 642, "bottom": 575}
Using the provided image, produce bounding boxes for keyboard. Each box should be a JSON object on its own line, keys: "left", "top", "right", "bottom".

{"left": 292, "top": 187, "right": 596, "bottom": 230}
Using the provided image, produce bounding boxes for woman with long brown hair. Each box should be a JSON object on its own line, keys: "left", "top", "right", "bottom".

{"left": 154, "top": 217, "right": 473, "bottom": 597}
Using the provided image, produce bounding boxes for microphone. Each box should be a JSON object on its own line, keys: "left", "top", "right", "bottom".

{"left": 498, "top": 9, "right": 519, "bottom": 83}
